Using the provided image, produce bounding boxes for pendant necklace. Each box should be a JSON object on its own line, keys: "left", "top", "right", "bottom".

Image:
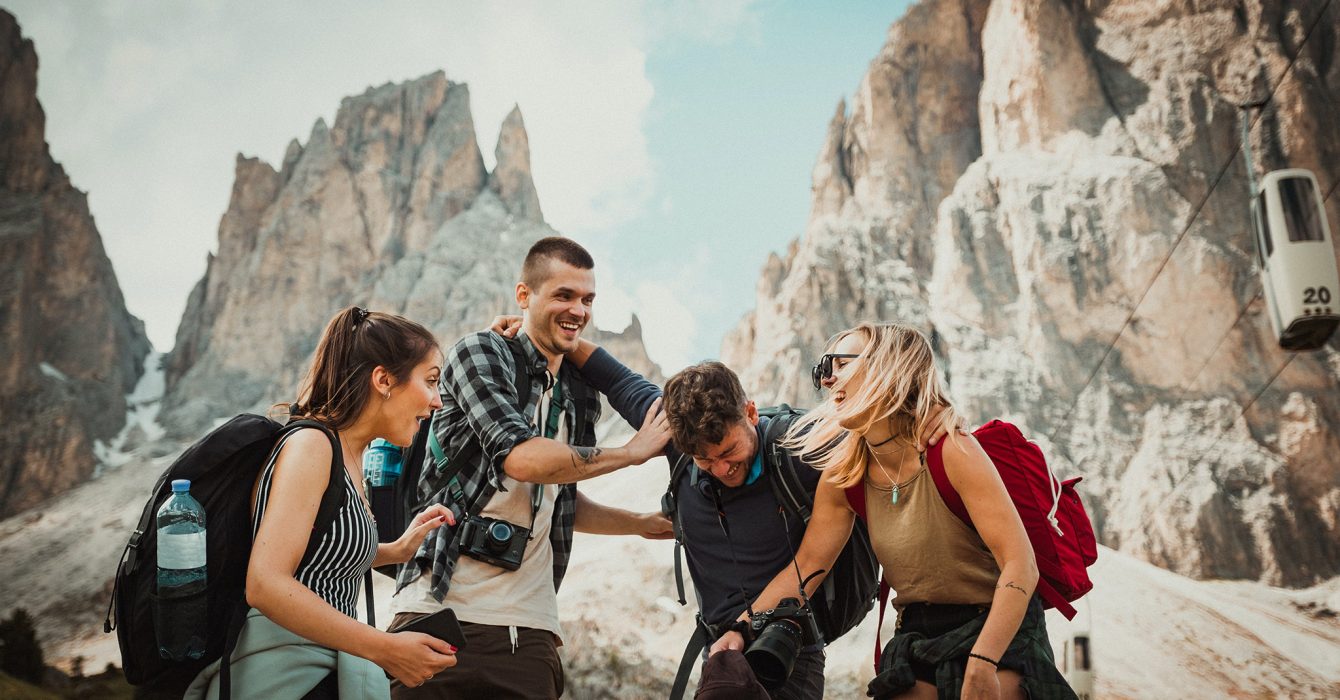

{"left": 871, "top": 442, "right": 909, "bottom": 505}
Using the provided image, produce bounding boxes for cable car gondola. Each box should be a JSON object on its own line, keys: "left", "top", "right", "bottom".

{"left": 1058, "top": 632, "right": 1094, "bottom": 700}
{"left": 1251, "top": 169, "right": 1340, "bottom": 351}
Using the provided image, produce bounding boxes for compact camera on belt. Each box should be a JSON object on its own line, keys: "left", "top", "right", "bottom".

{"left": 457, "top": 515, "right": 530, "bottom": 570}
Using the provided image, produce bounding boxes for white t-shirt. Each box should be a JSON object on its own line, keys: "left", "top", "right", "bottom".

{"left": 391, "top": 384, "right": 567, "bottom": 640}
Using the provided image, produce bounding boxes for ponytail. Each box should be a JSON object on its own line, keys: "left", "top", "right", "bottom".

{"left": 280, "top": 306, "right": 438, "bottom": 429}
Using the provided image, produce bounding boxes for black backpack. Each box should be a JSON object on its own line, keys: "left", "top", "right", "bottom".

{"left": 666, "top": 405, "right": 880, "bottom": 698}
{"left": 754, "top": 405, "right": 879, "bottom": 644}
{"left": 103, "top": 416, "right": 357, "bottom": 697}
{"left": 368, "top": 335, "right": 598, "bottom": 576}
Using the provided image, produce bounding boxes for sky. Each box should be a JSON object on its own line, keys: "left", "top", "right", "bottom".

{"left": 6, "top": 0, "right": 914, "bottom": 373}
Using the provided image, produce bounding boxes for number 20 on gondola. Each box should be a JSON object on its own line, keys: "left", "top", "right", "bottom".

{"left": 1251, "top": 169, "right": 1340, "bottom": 351}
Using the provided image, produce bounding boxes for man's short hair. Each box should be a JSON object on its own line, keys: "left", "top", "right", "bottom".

{"left": 521, "top": 236, "right": 595, "bottom": 289}
{"left": 663, "top": 361, "right": 748, "bottom": 457}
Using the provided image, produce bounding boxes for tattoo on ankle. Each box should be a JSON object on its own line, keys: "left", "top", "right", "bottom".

{"left": 999, "top": 581, "right": 1029, "bottom": 597}
{"left": 570, "top": 446, "right": 602, "bottom": 474}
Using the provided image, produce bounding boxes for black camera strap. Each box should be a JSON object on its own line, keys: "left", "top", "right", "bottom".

{"left": 710, "top": 471, "right": 822, "bottom": 631}
{"left": 709, "top": 486, "right": 759, "bottom": 623}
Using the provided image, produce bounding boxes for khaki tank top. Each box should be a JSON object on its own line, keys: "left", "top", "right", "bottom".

{"left": 866, "top": 463, "right": 1000, "bottom": 608}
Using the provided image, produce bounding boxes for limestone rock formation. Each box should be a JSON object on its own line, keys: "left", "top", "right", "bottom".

{"left": 489, "top": 106, "right": 544, "bottom": 223}
{"left": 0, "top": 11, "right": 150, "bottom": 518}
{"left": 723, "top": 0, "right": 1340, "bottom": 586}
{"left": 163, "top": 72, "right": 659, "bottom": 434}
{"left": 723, "top": 0, "right": 990, "bottom": 405}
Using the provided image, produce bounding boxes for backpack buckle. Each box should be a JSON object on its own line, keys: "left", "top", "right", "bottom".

{"left": 660, "top": 491, "right": 675, "bottom": 518}
{"left": 128, "top": 529, "right": 144, "bottom": 549}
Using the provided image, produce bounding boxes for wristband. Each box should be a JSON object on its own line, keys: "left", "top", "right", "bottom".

{"left": 724, "top": 619, "right": 752, "bottom": 641}
{"left": 967, "top": 652, "right": 999, "bottom": 667}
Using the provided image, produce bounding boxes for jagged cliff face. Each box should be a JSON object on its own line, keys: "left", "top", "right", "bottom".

{"left": 724, "top": 0, "right": 1340, "bottom": 586}
{"left": 163, "top": 73, "right": 658, "bottom": 433}
{"left": 724, "top": 0, "right": 990, "bottom": 404}
{"left": 0, "top": 12, "right": 150, "bottom": 518}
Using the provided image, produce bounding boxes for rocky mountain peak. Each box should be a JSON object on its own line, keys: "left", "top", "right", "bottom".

{"left": 489, "top": 104, "right": 544, "bottom": 223}
{"left": 810, "top": 99, "right": 851, "bottom": 218}
{"left": 162, "top": 72, "right": 649, "bottom": 435}
{"left": 725, "top": 0, "right": 1340, "bottom": 587}
{"left": 0, "top": 11, "right": 51, "bottom": 193}
{"left": 0, "top": 10, "right": 150, "bottom": 517}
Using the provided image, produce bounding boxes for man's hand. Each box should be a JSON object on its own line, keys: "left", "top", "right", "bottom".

{"left": 636, "top": 512, "right": 673, "bottom": 540}
{"left": 708, "top": 630, "right": 746, "bottom": 657}
{"left": 489, "top": 314, "right": 523, "bottom": 338}
{"left": 623, "top": 397, "right": 671, "bottom": 463}
{"left": 917, "top": 404, "right": 970, "bottom": 451}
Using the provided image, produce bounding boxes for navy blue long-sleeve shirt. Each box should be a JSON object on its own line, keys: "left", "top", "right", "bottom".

{"left": 579, "top": 348, "right": 820, "bottom": 627}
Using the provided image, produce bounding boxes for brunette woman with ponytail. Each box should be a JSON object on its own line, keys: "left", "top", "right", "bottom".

{"left": 712, "top": 322, "right": 1075, "bottom": 700}
{"left": 187, "top": 307, "right": 457, "bottom": 699}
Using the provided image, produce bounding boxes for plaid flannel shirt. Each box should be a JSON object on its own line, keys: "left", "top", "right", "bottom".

{"left": 394, "top": 330, "right": 600, "bottom": 602}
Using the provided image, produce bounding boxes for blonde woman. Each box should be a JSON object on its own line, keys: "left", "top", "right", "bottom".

{"left": 712, "top": 322, "right": 1074, "bottom": 700}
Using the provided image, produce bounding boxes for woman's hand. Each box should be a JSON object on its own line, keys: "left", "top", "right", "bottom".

{"left": 393, "top": 504, "right": 455, "bottom": 562}
{"left": 489, "top": 315, "right": 524, "bottom": 338}
{"left": 708, "top": 630, "right": 746, "bottom": 657}
{"left": 961, "top": 656, "right": 1002, "bottom": 699}
{"left": 373, "top": 630, "right": 458, "bottom": 688}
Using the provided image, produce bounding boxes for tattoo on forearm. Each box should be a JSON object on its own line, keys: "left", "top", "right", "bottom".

{"left": 998, "top": 581, "right": 1029, "bottom": 597}
{"left": 570, "top": 446, "right": 602, "bottom": 474}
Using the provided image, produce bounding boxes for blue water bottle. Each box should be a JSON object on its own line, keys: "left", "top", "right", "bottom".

{"left": 364, "top": 439, "right": 404, "bottom": 487}
{"left": 156, "top": 479, "right": 207, "bottom": 660}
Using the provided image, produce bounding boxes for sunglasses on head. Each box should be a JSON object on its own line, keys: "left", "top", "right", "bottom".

{"left": 811, "top": 353, "right": 859, "bottom": 390}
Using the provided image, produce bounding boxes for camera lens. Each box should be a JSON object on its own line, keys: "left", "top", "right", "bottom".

{"left": 486, "top": 521, "right": 514, "bottom": 552}
{"left": 745, "top": 619, "right": 804, "bottom": 690}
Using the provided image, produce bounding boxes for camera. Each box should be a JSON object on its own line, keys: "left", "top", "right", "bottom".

{"left": 744, "top": 597, "right": 822, "bottom": 689}
{"left": 457, "top": 515, "right": 529, "bottom": 571}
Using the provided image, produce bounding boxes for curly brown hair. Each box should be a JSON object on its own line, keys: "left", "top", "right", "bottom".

{"left": 663, "top": 361, "right": 748, "bottom": 457}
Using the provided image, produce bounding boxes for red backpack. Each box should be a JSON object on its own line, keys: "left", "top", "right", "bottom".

{"left": 846, "top": 420, "right": 1097, "bottom": 668}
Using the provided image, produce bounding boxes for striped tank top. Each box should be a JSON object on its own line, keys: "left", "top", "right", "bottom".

{"left": 252, "top": 430, "right": 378, "bottom": 618}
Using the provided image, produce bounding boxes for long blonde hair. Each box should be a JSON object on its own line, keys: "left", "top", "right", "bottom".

{"left": 786, "top": 322, "right": 959, "bottom": 488}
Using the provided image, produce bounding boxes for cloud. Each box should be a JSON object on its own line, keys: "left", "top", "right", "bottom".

{"left": 6, "top": 0, "right": 756, "bottom": 350}
{"left": 586, "top": 238, "right": 707, "bottom": 374}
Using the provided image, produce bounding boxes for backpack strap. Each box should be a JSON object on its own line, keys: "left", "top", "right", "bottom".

{"left": 844, "top": 482, "right": 867, "bottom": 521}
{"left": 844, "top": 482, "right": 890, "bottom": 673}
{"left": 760, "top": 407, "right": 812, "bottom": 522}
{"left": 924, "top": 440, "right": 970, "bottom": 526}
{"left": 279, "top": 420, "right": 349, "bottom": 562}
{"left": 873, "top": 581, "right": 890, "bottom": 672}
{"left": 665, "top": 452, "right": 715, "bottom": 698}
{"left": 218, "top": 599, "right": 249, "bottom": 699}
{"left": 665, "top": 452, "right": 696, "bottom": 606}
{"left": 563, "top": 368, "right": 599, "bottom": 446}
{"left": 423, "top": 335, "right": 537, "bottom": 514}
{"left": 670, "top": 617, "right": 712, "bottom": 700}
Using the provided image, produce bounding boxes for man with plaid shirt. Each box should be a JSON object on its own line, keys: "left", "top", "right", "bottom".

{"left": 389, "top": 237, "right": 673, "bottom": 698}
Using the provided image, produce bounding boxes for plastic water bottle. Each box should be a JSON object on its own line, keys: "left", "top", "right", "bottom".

{"left": 364, "top": 439, "right": 404, "bottom": 487}
{"left": 156, "top": 479, "right": 207, "bottom": 661}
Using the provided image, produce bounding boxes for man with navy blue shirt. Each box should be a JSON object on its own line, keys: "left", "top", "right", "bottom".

{"left": 574, "top": 349, "right": 828, "bottom": 699}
